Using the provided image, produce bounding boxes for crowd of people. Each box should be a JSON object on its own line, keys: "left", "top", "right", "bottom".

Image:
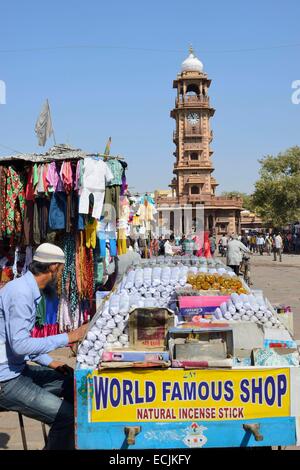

{"left": 154, "top": 229, "right": 294, "bottom": 284}
{"left": 244, "top": 231, "right": 300, "bottom": 255}
{"left": 158, "top": 233, "right": 217, "bottom": 258}
{"left": 156, "top": 231, "right": 286, "bottom": 261}
{"left": 219, "top": 232, "right": 284, "bottom": 262}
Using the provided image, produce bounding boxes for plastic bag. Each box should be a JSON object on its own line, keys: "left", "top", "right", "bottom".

{"left": 134, "top": 268, "right": 144, "bottom": 289}
{"left": 143, "top": 268, "right": 152, "bottom": 288}
{"left": 152, "top": 267, "right": 162, "bottom": 286}
{"left": 119, "top": 292, "right": 130, "bottom": 314}
{"left": 170, "top": 267, "right": 180, "bottom": 285}
{"left": 125, "top": 270, "right": 135, "bottom": 289}
{"left": 161, "top": 267, "right": 171, "bottom": 286}
{"left": 109, "top": 295, "right": 120, "bottom": 316}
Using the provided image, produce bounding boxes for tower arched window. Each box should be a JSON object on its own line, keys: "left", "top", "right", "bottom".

{"left": 186, "top": 84, "right": 200, "bottom": 96}
{"left": 190, "top": 152, "right": 198, "bottom": 160}
{"left": 191, "top": 186, "right": 200, "bottom": 195}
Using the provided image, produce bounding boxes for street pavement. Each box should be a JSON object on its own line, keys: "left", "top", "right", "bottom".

{"left": 0, "top": 253, "right": 299, "bottom": 450}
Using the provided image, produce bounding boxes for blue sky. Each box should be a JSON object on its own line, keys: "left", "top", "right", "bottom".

{"left": 0, "top": 0, "right": 299, "bottom": 194}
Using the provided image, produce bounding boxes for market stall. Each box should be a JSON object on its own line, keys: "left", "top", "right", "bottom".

{"left": 75, "top": 257, "right": 300, "bottom": 449}
{"left": 0, "top": 144, "right": 128, "bottom": 335}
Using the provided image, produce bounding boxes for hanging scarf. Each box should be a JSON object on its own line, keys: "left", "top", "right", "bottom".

{"left": 61, "top": 233, "right": 79, "bottom": 318}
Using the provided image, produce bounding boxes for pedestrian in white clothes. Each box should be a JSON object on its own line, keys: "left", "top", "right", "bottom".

{"left": 273, "top": 233, "right": 283, "bottom": 262}
{"left": 164, "top": 240, "right": 174, "bottom": 256}
{"left": 257, "top": 235, "right": 265, "bottom": 256}
{"left": 226, "top": 234, "right": 250, "bottom": 275}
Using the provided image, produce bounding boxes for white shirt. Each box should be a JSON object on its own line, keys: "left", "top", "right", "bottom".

{"left": 221, "top": 236, "right": 228, "bottom": 246}
{"left": 275, "top": 235, "right": 283, "bottom": 249}
{"left": 164, "top": 241, "right": 173, "bottom": 256}
{"left": 257, "top": 237, "right": 265, "bottom": 245}
{"left": 82, "top": 157, "right": 113, "bottom": 192}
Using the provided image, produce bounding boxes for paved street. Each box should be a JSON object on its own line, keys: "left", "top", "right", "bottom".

{"left": 0, "top": 253, "right": 299, "bottom": 450}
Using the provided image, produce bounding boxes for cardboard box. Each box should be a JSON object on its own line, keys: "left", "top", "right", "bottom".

{"left": 129, "top": 307, "right": 174, "bottom": 350}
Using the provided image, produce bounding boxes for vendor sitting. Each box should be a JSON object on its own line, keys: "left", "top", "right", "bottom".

{"left": 0, "top": 243, "right": 88, "bottom": 450}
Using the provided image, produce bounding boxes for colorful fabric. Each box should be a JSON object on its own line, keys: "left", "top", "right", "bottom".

{"left": 74, "top": 160, "right": 83, "bottom": 191}
{"left": 42, "top": 163, "right": 49, "bottom": 194}
{"left": 61, "top": 234, "right": 79, "bottom": 318}
{"left": 104, "top": 185, "right": 120, "bottom": 220}
{"left": 0, "top": 166, "right": 7, "bottom": 236}
{"left": 117, "top": 229, "right": 127, "bottom": 255}
{"left": 45, "top": 296, "right": 59, "bottom": 325}
{"left": 48, "top": 192, "right": 67, "bottom": 230}
{"left": 35, "top": 293, "right": 47, "bottom": 328}
{"left": 25, "top": 166, "right": 35, "bottom": 201}
{"left": 106, "top": 159, "right": 123, "bottom": 186}
{"left": 36, "top": 164, "right": 45, "bottom": 194}
{"left": 5, "top": 167, "right": 26, "bottom": 236}
{"left": 31, "top": 323, "right": 59, "bottom": 338}
{"left": 33, "top": 164, "right": 39, "bottom": 189}
{"left": 85, "top": 218, "right": 97, "bottom": 249}
{"left": 46, "top": 161, "right": 64, "bottom": 192}
{"left": 60, "top": 161, "right": 73, "bottom": 193}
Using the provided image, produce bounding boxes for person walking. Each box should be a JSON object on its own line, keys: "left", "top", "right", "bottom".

{"left": 0, "top": 243, "right": 88, "bottom": 450}
{"left": 250, "top": 234, "right": 257, "bottom": 253}
{"left": 241, "top": 234, "right": 248, "bottom": 247}
{"left": 209, "top": 234, "right": 216, "bottom": 257}
{"left": 273, "top": 233, "right": 283, "bottom": 262}
{"left": 257, "top": 234, "right": 265, "bottom": 255}
{"left": 164, "top": 239, "right": 174, "bottom": 257}
{"left": 226, "top": 234, "right": 250, "bottom": 275}
{"left": 220, "top": 234, "right": 228, "bottom": 257}
{"left": 265, "top": 234, "right": 273, "bottom": 256}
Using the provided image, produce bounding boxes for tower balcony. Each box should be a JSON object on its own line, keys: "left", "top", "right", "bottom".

{"left": 173, "top": 129, "right": 207, "bottom": 141}
{"left": 175, "top": 95, "right": 210, "bottom": 108}
{"left": 186, "top": 175, "right": 206, "bottom": 184}
{"left": 173, "top": 161, "right": 213, "bottom": 171}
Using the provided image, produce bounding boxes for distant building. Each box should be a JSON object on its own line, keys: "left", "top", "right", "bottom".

{"left": 240, "top": 210, "right": 264, "bottom": 232}
{"left": 155, "top": 48, "right": 242, "bottom": 236}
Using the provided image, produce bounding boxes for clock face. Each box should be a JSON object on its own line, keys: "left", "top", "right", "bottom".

{"left": 187, "top": 112, "right": 199, "bottom": 125}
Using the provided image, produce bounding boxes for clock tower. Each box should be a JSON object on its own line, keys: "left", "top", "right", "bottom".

{"left": 155, "top": 47, "right": 242, "bottom": 236}
{"left": 170, "top": 46, "right": 218, "bottom": 202}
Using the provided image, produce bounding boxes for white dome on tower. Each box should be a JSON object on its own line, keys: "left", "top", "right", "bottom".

{"left": 181, "top": 47, "right": 203, "bottom": 73}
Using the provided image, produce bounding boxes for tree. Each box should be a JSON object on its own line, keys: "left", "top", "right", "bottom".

{"left": 221, "top": 191, "right": 254, "bottom": 211}
{"left": 252, "top": 146, "right": 300, "bottom": 227}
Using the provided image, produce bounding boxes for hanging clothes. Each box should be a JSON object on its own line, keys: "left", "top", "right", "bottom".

{"left": 25, "top": 166, "right": 35, "bottom": 201}
{"left": 106, "top": 159, "right": 123, "bottom": 186}
{"left": 5, "top": 166, "right": 26, "bottom": 236}
{"left": 46, "top": 161, "right": 65, "bottom": 192}
{"left": 120, "top": 160, "right": 128, "bottom": 196}
{"left": 48, "top": 192, "right": 67, "bottom": 230}
{"left": 104, "top": 185, "right": 120, "bottom": 220}
{"left": 0, "top": 166, "right": 7, "bottom": 237}
{"left": 33, "top": 197, "right": 50, "bottom": 244}
{"left": 85, "top": 218, "right": 97, "bottom": 249}
{"left": 78, "top": 157, "right": 113, "bottom": 219}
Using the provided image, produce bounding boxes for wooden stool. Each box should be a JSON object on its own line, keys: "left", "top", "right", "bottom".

{"left": 0, "top": 407, "right": 48, "bottom": 450}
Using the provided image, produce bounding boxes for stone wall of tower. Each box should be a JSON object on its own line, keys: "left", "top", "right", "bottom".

{"left": 171, "top": 70, "right": 216, "bottom": 202}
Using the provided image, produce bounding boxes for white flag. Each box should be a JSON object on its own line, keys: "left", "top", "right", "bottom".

{"left": 35, "top": 100, "right": 54, "bottom": 146}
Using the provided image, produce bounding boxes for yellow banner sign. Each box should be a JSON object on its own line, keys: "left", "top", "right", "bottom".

{"left": 88, "top": 368, "right": 290, "bottom": 422}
